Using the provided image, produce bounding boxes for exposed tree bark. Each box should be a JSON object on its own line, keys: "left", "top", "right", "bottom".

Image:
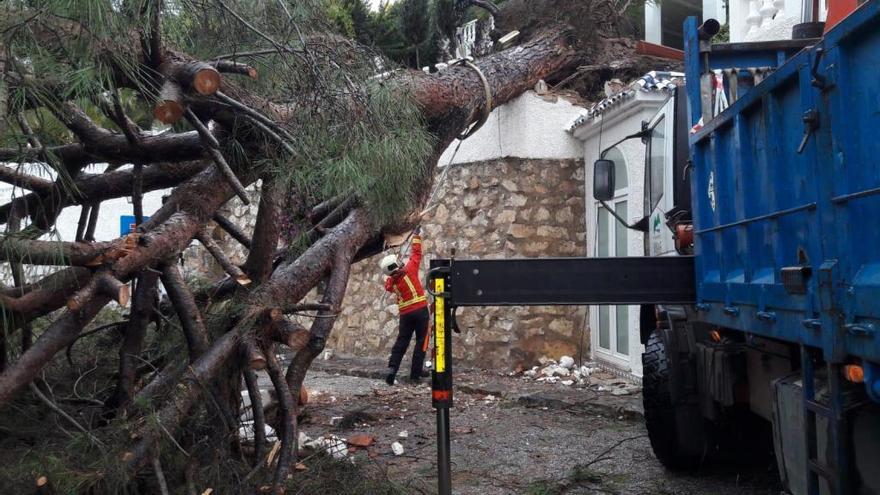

{"left": 0, "top": 295, "right": 111, "bottom": 405}
{"left": 242, "top": 366, "right": 267, "bottom": 463}
{"left": 213, "top": 213, "right": 252, "bottom": 249}
{"left": 196, "top": 229, "right": 251, "bottom": 285}
{"left": 104, "top": 270, "right": 160, "bottom": 414}
{"left": 66, "top": 272, "right": 130, "bottom": 312}
{"left": 160, "top": 263, "right": 210, "bottom": 359}
{"left": 0, "top": 131, "right": 204, "bottom": 172}
{"left": 0, "top": 267, "right": 92, "bottom": 321}
{"left": 0, "top": 161, "right": 208, "bottom": 226}
{"left": 0, "top": 237, "right": 116, "bottom": 266}
{"left": 264, "top": 347, "right": 294, "bottom": 494}
{"left": 243, "top": 179, "right": 281, "bottom": 284}
{"left": 0, "top": 165, "right": 54, "bottom": 193}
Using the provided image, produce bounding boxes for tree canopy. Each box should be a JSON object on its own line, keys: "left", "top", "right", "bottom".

{"left": 0, "top": 0, "right": 587, "bottom": 492}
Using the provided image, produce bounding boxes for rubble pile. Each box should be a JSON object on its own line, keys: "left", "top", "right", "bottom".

{"left": 521, "top": 355, "right": 598, "bottom": 387}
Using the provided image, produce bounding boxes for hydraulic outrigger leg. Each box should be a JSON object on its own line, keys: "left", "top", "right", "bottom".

{"left": 429, "top": 259, "right": 454, "bottom": 495}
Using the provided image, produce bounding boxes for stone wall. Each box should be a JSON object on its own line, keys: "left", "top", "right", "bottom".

{"left": 327, "top": 157, "right": 590, "bottom": 370}
{"left": 179, "top": 184, "right": 260, "bottom": 280}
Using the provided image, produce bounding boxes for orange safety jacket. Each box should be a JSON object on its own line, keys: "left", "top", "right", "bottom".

{"left": 383, "top": 235, "right": 428, "bottom": 315}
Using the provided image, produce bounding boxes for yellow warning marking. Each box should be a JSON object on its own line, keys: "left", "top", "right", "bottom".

{"left": 434, "top": 278, "right": 446, "bottom": 373}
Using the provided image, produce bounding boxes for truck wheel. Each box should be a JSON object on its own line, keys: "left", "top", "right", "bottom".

{"left": 642, "top": 329, "right": 707, "bottom": 469}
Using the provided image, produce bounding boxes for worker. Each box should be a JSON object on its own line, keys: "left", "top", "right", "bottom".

{"left": 379, "top": 227, "right": 430, "bottom": 386}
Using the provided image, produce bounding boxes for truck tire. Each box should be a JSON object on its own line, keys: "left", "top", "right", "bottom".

{"left": 642, "top": 329, "right": 707, "bottom": 469}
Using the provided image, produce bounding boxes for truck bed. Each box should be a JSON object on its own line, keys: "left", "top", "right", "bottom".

{"left": 685, "top": 2, "right": 880, "bottom": 366}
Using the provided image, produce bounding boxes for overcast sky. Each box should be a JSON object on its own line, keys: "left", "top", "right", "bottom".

{"left": 368, "top": 0, "right": 395, "bottom": 10}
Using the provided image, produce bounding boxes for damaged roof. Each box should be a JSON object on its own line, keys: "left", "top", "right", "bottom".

{"left": 567, "top": 71, "right": 685, "bottom": 133}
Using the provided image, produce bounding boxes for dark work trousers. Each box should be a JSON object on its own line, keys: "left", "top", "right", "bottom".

{"left": 388, "top": 306, "right": 430, "bottom": 379}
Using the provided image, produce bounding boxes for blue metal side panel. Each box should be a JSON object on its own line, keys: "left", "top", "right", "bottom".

{"left": 686, "top": 1, "right": 880, "bottom": 365}
{"left": 821, "top": 6, "right": 880, "bottom": 363}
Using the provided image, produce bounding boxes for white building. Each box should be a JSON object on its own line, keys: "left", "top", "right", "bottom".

{"left": 645, "top": 0, "right": 829, "bottom": 47}
{"left": 0, "top": 163, "right": 167, "bottom": 243}
{"left": 568, "top": 76, "right": 680, "bottom": 378}
{"left": 438, "top": 87, "right": 585, "bottom": 165}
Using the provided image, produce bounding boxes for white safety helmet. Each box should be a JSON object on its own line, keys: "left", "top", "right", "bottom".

{"left": 379, "top": 254, "right": 401, "bottom": 276}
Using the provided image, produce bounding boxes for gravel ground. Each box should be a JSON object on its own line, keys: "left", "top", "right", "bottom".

{"left": 291, "top": 359, "right": 783, "bottom": 495}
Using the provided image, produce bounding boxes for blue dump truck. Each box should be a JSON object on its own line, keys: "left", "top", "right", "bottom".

{"left": 427, "top": 3, "right": 880, "bottom": 494}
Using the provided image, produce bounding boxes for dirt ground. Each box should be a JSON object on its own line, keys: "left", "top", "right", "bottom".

{"left": 286, "top": 355, "right": 784, "bottom": 495}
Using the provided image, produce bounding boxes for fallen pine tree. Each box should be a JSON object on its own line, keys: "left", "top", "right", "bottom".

{"left": 0, "top": 0, "right": 660, "bottom": 491}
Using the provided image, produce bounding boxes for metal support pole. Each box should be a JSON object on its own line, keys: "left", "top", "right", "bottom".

{"left": 429, "top": 260, "right": 453, "bottom": 495}
{"left": 436, "top": 408, "right": 451, "bottom": 494}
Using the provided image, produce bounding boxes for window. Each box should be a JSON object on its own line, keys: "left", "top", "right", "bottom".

{"left": 647, "top": 116, "right": 666, "bottom": 214}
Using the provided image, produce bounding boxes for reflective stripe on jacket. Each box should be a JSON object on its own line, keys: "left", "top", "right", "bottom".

{"left": 383, "top": 235, "right": 428, "bottom": 314}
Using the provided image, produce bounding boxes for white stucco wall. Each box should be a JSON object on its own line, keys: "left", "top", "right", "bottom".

{"left": 0, "top": 163, "right": 169, "bottom": 243}
{"left": 729, "top": 0, "right": 827, "bottom": 43}
{"left": 571, "top": 92, "right": 669, "bottom": 378}
{"left": 704, "top": 0, "right": 727, "bottom": 24}
{"left": 645, "top": 2, "right": 663, "bottom": 44}
{"left": 437, "top": 90, "right": 586, "bottom": 165}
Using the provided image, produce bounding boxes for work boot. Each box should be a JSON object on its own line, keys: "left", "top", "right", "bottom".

{"left": 408, "top": 376, "right": 422, "bottom": 386}
{"left": 385, "top": 367, "right": 397, "bottom": 386}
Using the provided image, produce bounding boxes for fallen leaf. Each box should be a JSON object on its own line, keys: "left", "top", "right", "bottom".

{"left": 295, "top": 462, "right": 308, "bottom": 471}
{"left": 347, "top": 433, "right": 376, "bottom": 447}
{"left": 452, "top": 427, "right": 475, "bottom": 434}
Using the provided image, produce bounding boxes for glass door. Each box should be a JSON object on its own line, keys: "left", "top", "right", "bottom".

{"left": 594, "top": 146, "right": 630, "bottom": 358}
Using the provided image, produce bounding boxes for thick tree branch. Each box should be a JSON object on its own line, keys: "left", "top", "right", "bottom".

{"left": 0, "top": 131, "right": 204, "bottom": 173}
{"left": 160, "top": 263, "right": 210, "bottom": 359}
{"left": 265, "top": 347, "right": 293, "bottom": 494}
{"left": 0, "top": 267, "right": 92, "bottom": 320}
{"left": 0, "top": 160, "right": 209, "bottom": 225}
{"left": 0, "top": 294, "right": 111, "bottom": 405}
{"left": 242, "top": 366, "right": 267, "bottom": 463}
{"left": 0, "top": 237, "right": 116, "bottom": 266}
{"left": 104, "top": 270, "right": 159, "bottom": 414}
{"left": 195, "top": 229, "right": 251, "bottom": 286}
{"left": 243, "top": 179, "right": 280, "bottom": 284}
{"left": 0, "top": 164, "right": 54, "bottom": 193}
{"left": 212, "top": 213, "right": 252, "bottom": 250}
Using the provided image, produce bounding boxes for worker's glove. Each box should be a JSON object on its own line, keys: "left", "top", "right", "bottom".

{"left": 413, "top": 225, "right": 421, "bottom": 235}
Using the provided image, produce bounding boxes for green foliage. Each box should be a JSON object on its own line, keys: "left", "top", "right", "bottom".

{"left": 715, "top": 21, "right": 731, "bottom": 42}
{"left": 324, "top": 0, "right": 373, "bottom": 43}
{"left": 434, "top": 0, "right": 459, "bottom": 39}
{"left": 274, "top": 80, "right": 434, "bottom": 228}
{"left": 398, "top": 0, "right": 432, "bottom": 46}
{"left": 326, "top": 0, "right": 358, "bottom": 37}
{"left": 319, "top": 0, "right": 447, "bottom": 69}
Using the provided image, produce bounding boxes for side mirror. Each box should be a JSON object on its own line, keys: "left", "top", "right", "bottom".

{"left": 593, "top": 159, "right": 615, "bottom": 201}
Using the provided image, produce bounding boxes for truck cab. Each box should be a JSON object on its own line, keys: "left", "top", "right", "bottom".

{"left": 592, "top": 86, "right": 692, "bottom": 259}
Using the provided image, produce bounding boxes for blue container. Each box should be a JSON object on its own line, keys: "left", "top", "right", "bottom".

{"left": 683, "top": 2, "right": 880, "bottom": 382}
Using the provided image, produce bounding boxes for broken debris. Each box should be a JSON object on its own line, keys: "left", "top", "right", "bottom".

{"left": 347, "top": 433, "right": 376, "bottom": 448}
{"left": 391, "top": 442, "right": 405, "bottom": 456}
